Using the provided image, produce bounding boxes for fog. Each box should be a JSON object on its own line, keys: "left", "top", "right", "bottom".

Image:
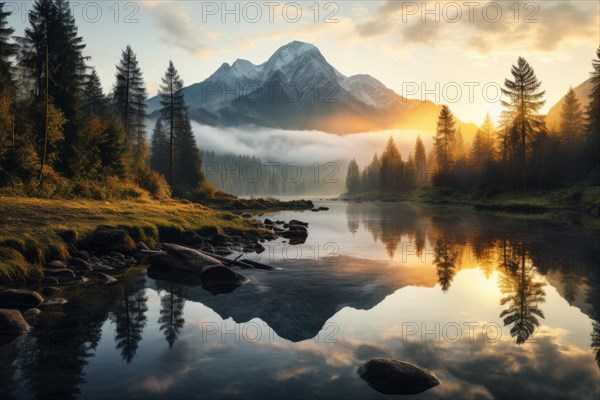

{"left": 189, "top": 122, "right": 434, "bottom": 167}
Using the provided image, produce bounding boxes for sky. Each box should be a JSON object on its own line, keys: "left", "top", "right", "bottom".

{"left": 5, "top": 0, "right": 600, "bottom": 125}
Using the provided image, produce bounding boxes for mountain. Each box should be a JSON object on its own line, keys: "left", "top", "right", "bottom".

{"left": 147, "top": 41, "right": 477, "bottom": 137}
{"left": 546, "top": 78, "right": 593, "bottom": 130}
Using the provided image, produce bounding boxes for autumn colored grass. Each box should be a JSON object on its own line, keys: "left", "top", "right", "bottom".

{"left": 0, "top": 197, "right": 267, "bottom": 282}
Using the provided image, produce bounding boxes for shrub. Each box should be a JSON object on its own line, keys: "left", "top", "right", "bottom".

{"left": 134, "top": 168, "right": 172, "bottom": 199}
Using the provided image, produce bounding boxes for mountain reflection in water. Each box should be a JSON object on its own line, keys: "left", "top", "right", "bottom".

{"left": 1, "top": 202, "right": 599, "bottom": 399}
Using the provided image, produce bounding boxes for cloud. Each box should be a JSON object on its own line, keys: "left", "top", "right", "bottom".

{"left": 353, "top": 0, "right": 599, "bottom": 56}
{"left": 146, "top": 4, "right": 213, "bottom": 58}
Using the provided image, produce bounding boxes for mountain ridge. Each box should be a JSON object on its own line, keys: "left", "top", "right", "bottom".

{"left": 147, "top": 41, "right": 478, "bottom": 138}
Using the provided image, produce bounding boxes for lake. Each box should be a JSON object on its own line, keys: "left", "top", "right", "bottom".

{"left": 1, "top": 201, "right": 599, "bottom": 399}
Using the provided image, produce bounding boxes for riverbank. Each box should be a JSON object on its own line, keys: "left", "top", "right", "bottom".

{"left": 342, "top": 185, "right": 600, "bottom": 213}
{"left": 0, "top": 196, "right": 279, "bottom": 282}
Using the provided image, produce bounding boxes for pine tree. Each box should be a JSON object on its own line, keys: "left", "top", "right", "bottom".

{"left": 414, "top": 136, "right": 427, "bottom": 186}
{"left": 471, "top": 114, "right": 496, "bottom": 168}
{"left": 82, "top": 68, "right": 107, "bottom": 116}
{"left": 380, "top": 137, "right": 402, "bottom": 191}
{"left": 0, "top": 2, "right": 17, "bottom": 91}
{"left": 113, "top": 45, "right": 147, "bottom": 169}
{"left": 560, "top": 88, "right": 583, "bottom": 181}
{"left": 586, "top": 48, "right": 600, "bottom": 177}
{"left": 18, "top": 0, "right": 88, "bottom": 176}
{"left": 157, "top": 61, "right": 203, "bottom": 195}
{"left": 159, "top": 61, "right": 185, "bottom": 185}
{"left": 501, "top": 57, "right": 545, "bottom": 190}
{"left": 0, "top": 2, "right": 17, "bottom": 161}
{"left": 345, "top": 159, "right": 360, "bottom": 193}
{"left": 434, "top": 105, "right": 456, "bottom": 184}
{"left": 150, "top": 118, "right": 169, "bottom": 177}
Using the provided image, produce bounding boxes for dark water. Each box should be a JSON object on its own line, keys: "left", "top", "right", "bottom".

{"left": 1, "top": 202, "right": 599, "bottom": 399}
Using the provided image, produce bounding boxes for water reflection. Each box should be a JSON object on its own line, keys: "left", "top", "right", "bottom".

{"left": 0, "top": 202, "right": 599, "bottom": 399}
{"left": 157, "top": 282, "right": 186, "bottom": 348}
{"left": 110, "top": 273, "right": 148, "bottom": 363}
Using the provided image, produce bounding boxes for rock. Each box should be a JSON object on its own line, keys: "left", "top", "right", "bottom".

{"left": 46, "top": 260, "right": 66, "bottom": 269}
{"left": 289, "top": 219, "right": 308, "bottom": 227}
{"left": 275, "top": 220, "right": 285, "bottom": 225}
{"left": 41, "top": 298, "right": 68, "bottom": 306}
{"left": 145, "top": 243, "right": 225, "bottom": 272}
{"left": 283, "top": 223, "right": 289, "bottom": 229}
{"left": 210, "top": 234, "right": 232, "bottom": 246}
{"left": 87, "top": 227, "right": 136, "bottom": 254}
{"left": 109, "top": 251, "right": 125, "bottom": 259}
{"left": 40, "top": 287, "right": 60, "bottom": 297}
{"left": 0, "top": 289, "right": 44, "bottom": 309}
{"left": 264, "top": 218, "right": 274, "bottom": 225}
{"left": 22, "top": 308, "right": 41, "bottom": 318}
{"left": 96, "top": 273, "right": 117, "bottom": 285}
{"left": 357, "top": 358, "right": 440, "bottom": 395}
{"left": 45, "top": 269, "right": 76, "bottom": 278}
{"left": 288, "top": 224, "right": 308, "bottom": 233}
{"left": 41, "top": 276, "right": 59, "bottom": 285}
{"left": 137, "top": 241, "right": 150, "bottom": 251}
{"left": 241, "top": 213, "right": 252, "bottom": 219}
{"left": 196, "top": 226, "right": 220, "bottom": 238}
{"left": 0, "top": 309, "right": 31, "bottom": 335}
{"left": 311, "top": 208, "right": 319, "bottom": 212}
{"left": 92, "top": 264, "right": 115, "bottom": 272}
{"left": 72, "top": 250, "right": 91, "bottom": 262}
{"left": 180, "top": 230, "right": 204, "bottom": 246}
{"left": 214, "top": 246, "right": 234, "bottom": 256}
{"left": 70, "top": 264, "right": 93, "bottom": 272}
{"left": 70, "top": 258, "right": 92, "bottom": 269}
{"left": 318, "top": 207, "right": 330, "bottom": 211}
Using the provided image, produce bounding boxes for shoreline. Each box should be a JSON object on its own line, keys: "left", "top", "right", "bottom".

{"left": 0, "top": 196, "right": 313, "bottom": 283}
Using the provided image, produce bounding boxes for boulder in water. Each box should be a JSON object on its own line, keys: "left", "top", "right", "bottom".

{"left": 0, "top": 308, "right": 31, "bottom": 335}
{"left": 0, "top": 289, "right": 44, "bottom": 309}
{"left": 357, "top": 358, "right": 440, "bottom": 395}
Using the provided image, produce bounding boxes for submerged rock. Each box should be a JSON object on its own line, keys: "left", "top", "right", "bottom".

{"left": 0, "top": 309, "right": 31, "bottom": 336}
{"left": 22, "top": 308, "right": 41, "bottom": 318}
{"left": 45, "top": 269, "right": 76, "bottom": 278}
{"left": 289, "top": 219, "right": 309, "bottom": 227}
{"left": 357, "top": 358, "right": 440, "bottom": 395}
{"left": 46, "top": 260, "right": 66, "bottom": 269}
{"left": 96, "top": 273, "right": 117, "bottom": 285}
{"left": 0, "top": 289, "right": 44, "bottom": 309}
{"left": 41, "top": 298, "right": 68, "bottom": 306}
{"left": 41, "top": 276, "right": 59, "bottom": 285}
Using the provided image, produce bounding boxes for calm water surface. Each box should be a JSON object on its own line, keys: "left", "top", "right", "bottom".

{"left": 1, "top": 202, "right": 599, "bottom": 399}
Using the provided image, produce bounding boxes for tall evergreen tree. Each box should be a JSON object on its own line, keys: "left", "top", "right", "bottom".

{"left": 345, "top": 158, "right": 360, "bottom": 194}
{"left": 113, "top": 45, "right": 147, "bottom": 169}
{"left": 159, "top": 61, "right": 185, "bottom": 185}
{"left": 0, "top": 2, "right": 17, "bottom": 91}
{"left": 380, "top": 136, "right": 402, "bottom": 191}
{"left": 560, "top": 88, "right": 583, "bottom": 181}
{"left": 501, "top": 57, "right": 545, "bottom": 190}
{"left": 82, "top": 68, "right": 106, "bottom": 116}
{"left": 471, "top": 113, "right": 496, "bottom": 168}
{"left": 18, "top": 0, "right": 87, "bottom": 176}
{"left": 157, "top": 61, "right": 203, "bottom": 195}
{"left": 150, "top": 118, "right": 169, "bottom": 177}
{"left": 433, "top": 105, "right": 456, "bottom": 183}
{"left": 414, "top": 136, "right": 427, "bottom": 186}
{"left": 585, "top": 48, "right": 600, "bottom": 177}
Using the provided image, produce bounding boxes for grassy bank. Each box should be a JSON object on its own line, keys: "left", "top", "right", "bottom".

{"left": 342, "top": 185, "right": 600, "bottom": 211}
{"left": 0, "top": 197, "right": 269, "bottom": 282}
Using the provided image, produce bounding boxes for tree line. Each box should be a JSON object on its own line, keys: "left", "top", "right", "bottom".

{"left": 347, "top": 51, "right": 600, "bottom": 195}
{"left": 0, "top": 0, "right": 204, "bottom": 199}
